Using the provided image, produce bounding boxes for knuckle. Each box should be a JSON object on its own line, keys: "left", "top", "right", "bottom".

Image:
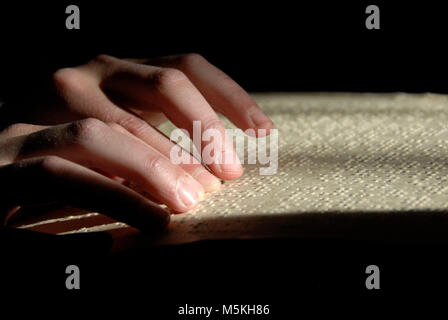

{"left": 179, "top": 53, "right": 206, "bottom": 68}
{"left": 83, "top": 54, "right": 120, "bottom": 78}
{"left": 67, "top": 118, "right": 107, "bottom": 143}
{"left": 153, "top": 68, "right": 188, "bottom": 90}
{"left": 92, "top": 54, "right": 116, "bottom": 65}
{"left": 38, "top": 156, "right": 65, "bottom": 173}
{"left": 52, "top": 68, "right": 82, "bottom": 93}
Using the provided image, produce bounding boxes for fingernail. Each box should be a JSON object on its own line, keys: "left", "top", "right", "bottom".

{"left": 249, "top": 106, "right": 274, "bottom": 128}
{"left": 218, "top": 139, "right": 243, "bottom": 179}
{"left": 193, "top": 168, "right": 222, "bottom": 192}
{"left": 216, "top": 162, "right": 243, "bottom": 180}
{"left": 177, "top": 178, "right": 201, "bottom": 209}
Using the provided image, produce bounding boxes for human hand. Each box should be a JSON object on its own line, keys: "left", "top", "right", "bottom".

{"left": 0, "top": 119, "right": 205, "bottom": 231}
{"left": 0, "top": 54, "right": 275, "bottom": 231}
{"left": 30, "top": 54, "right": 275, "bottom": 181}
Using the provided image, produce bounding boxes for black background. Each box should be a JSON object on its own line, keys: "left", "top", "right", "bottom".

{"left": 1, "top": 1, "right": 448, "bottom": 97}
{"left": 1, "top": 0, "right": 448, "bottom": 315}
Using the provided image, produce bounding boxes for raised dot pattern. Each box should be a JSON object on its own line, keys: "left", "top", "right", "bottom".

{"left": 154, "top": 93, "right": 448, "bottom": 244}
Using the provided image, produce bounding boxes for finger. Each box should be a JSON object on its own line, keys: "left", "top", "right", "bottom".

{"left": 0, "top": 123, "right": 48, "bottom": 139}
{"left": 53, "top": 65, "right": 222, "bottom": 190}
{"left": 107, "top": 122, "right": 222, "bottom": 193}
{"left": 129, "top": 109, "right": 168, "bottom": 127}
{"left": 11, "top": 118, "right": 205, "bottom": 212}
{"left": 0, "top": 156, "right": 169, "bottom": 233}
{"left": 96, "top": 57, "right": 243, "bottom": 180}
{"left": 139, "top": 54, "right": 275, "bottom": 137}
{"left": 0, "top": 124, "right": 51, "bottom": 167}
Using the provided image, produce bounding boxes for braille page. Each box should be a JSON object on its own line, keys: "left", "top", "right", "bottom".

{"left": 14, "top": 93, "right": 448, "bottom": 246}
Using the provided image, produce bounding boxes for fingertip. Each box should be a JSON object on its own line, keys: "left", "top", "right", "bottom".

{"left": 214, "top": 163, "right": 244, "bottom": 180}
{"left": 244, "top": 123, "right": 275, "bottom": 137}
{"left": 192, "top": 167, "right": 222, "bottom": 192}
{"left": 221, "top": 171, "right": 244, "bottom": 181}
{"left": 242, "top": 107, "right": 275, "bottom": 137}
{"left": 248, "top": 106, "right": 273, "bottom": 128}
{"left": 255, "top": 122, "right": 275, "bottom": 137}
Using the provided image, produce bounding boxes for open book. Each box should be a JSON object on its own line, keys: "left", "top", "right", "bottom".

{"left": 11, "top": 93, "right": 448, "bottom": 249}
